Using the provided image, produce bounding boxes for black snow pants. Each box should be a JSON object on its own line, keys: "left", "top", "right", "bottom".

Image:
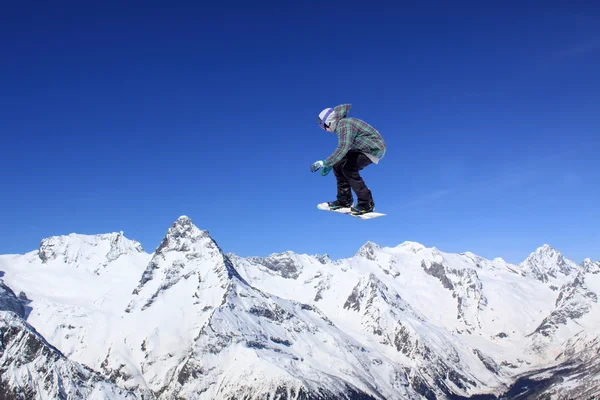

{"left": 332, "top": 151, "right": 374, "bottom": 207}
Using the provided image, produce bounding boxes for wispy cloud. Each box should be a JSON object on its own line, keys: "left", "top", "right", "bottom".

{"left": 466, "top": 146, "right": 589, "bottom": 194}
{"left": 394, "top": 143, "right": 597, "bottom": 212}
{"left": 552, "top": 38, "right": 600, "bottom": 59}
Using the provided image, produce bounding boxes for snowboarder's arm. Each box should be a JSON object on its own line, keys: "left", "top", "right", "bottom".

{"left": 324, "top": 124, "right": 353, "bottom": 167}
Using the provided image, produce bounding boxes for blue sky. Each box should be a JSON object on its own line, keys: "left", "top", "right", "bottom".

{"left": 1, "top": 2, "right": 599, "bottom": 264}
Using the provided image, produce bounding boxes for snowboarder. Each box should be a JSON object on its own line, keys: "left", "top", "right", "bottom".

{"left": 310, "top": 104, "right": 386, "bottom": 215}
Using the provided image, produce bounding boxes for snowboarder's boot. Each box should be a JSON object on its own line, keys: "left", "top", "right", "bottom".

{"left": 327, "top": 200, "right": 352, "bottom": 210}
{"left": 351, "top": 201, "right": 375, "bottom": 215}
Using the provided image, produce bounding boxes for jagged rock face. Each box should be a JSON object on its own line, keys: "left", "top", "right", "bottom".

{"left": 343, "top": 273, "right": 420, "bottom": 349}
{"left": 0, "top": 280, "right": 25, "bottom": 318}
{"left": 422, "top": 260, "right": 455, "bottom": 290}
{"left": 246, "top": 252, "right": 303, "bottom": 279}
{"left": 582, "top": 258, "right": 600, "bottom": 274}
{"left": 311, "top": 271, "right": 332, "bottom": 302}
{"left": 0, "top": 311, "right": 136, "bottom": 400}
{"left": 154, "top": 216, "right": 206, "bottom": 254}
{"left": 107, "top": 233, "right": 144, "bottom": 262}
{"left": 421, "top": 260, "right": 487, "bottom": 332}
{"left": 343, "top": 273, "right": 418, "bottom": 318}
{"left": 530, "top": 269, "right": 598, "bottom": 340}
{"left": 230, "top": 252, "right": 334, "bottom": 303}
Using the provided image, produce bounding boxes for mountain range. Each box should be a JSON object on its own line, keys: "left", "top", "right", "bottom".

{"left": 1, "top": 216, "right": 598, "bottom": 399}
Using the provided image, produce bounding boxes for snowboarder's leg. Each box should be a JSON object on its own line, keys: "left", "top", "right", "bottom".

{"left": 332, "top": 155, "right": 353, "bottom": 207}
{"left": 341, "top": 152, "right": 374, "bottom": 209}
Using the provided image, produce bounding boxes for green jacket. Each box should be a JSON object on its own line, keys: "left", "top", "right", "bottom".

{"left": 324, "top": 104, "right": 387, "bottom": 167}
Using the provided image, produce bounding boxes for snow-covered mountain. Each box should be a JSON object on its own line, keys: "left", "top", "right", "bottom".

{"left": 501, "top": 331, "right": 600, "bottom": 399}
{"left": 0, "top": 217, "right": 598, "bottom": 399}
{"left": 38, "top": 231, "right": 145, "bottom": 269}
{"left": 0, "top": 281, "right": 137, "bottom": 399}
{"left": 519, "top": 244, "right": 578, "bottom": 283}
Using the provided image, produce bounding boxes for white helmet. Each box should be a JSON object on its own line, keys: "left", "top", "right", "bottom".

{"left": 318, "top": 108, "right": 336, "bottom": 131}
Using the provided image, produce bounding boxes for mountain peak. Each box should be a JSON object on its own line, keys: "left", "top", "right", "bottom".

{"left": 356, "top": 241, "right": 381, "bottom": 260}
{"left": 155, "top": 216, "right": 209, "bottom": 254}
{"left": 176, "top": 215, "right": 191, "bottom": 223}
{"left": 396, "top": 241, "right": 426, "bottom": 252}
{"left": 172, "top": 215, "right": 195, "bottom": 232}
{"left": 315, "top": 253, "right": 331, "bottom": 264}
{"left": 526, "top": 244, "right": 561, "bottom": 262}
{"left": 38, "top": 232, "right": 144, "bottom": 264}
{"left": 581, "top": 258, "right": 600, "bottom": 274}
{"left": 521, "top": 244, "right": 576, "bottom": 282}
{"left": 129, "top": 215, "right": 242, "bottom": 312}
{"left": 537, "top": 244, "right": 557, "bottom": 255}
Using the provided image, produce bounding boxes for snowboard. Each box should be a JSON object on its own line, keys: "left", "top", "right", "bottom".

{"left": 317, "top": 202, "right": 386, "bottom": 220}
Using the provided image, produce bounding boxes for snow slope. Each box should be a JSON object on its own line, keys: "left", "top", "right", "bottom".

{"left": 0, "top": 279, "right": 137, "bottom": 400}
